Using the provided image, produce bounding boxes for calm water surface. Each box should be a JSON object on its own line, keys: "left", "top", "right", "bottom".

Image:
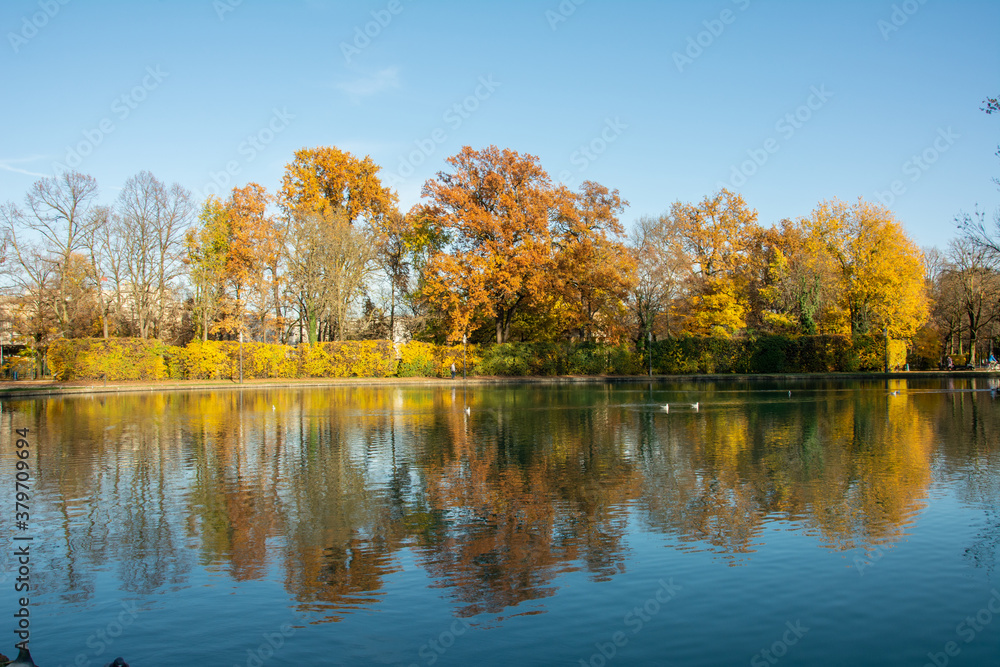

{"left": 1, "top": 378, "right": 999, "bottom": 666}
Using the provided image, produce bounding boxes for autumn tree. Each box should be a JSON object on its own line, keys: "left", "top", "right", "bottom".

{"left": 671, "top": 189, "right": 761, "bottom": 336}
{"left": 922, "top": 247, "right": 961, "bottom": 359}
{"left": 79, "top": 205, "right": 119, "bottom": 339}
{"left": 279, "top": 147, "right": 397, "bottom": 342}
{"left": 223, "top": 184, "right": 282, "bottom": 338}
{"left": 550, "top": 181, "right": 636, "bottom": 342}
{"left": 802, "top": 198, "right": 927, "bottom": 339}
{"left": 280, "top": 146, "right": 396, "bottom": 225}
{"left": 185, "top": 197, "right": 230, "bottom": 341}
{"left": 372, "top": 210, "right": 415, "bottom": 340}
{"left": 759, "top": 218, "right": 842, "bottom": 335}
{"left": 418, "top": 146, "right": 558, "bottom": 343}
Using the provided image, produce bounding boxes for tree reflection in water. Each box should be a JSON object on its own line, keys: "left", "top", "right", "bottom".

{"left": 4, "top": 379, "right": 997, "bottom": 622}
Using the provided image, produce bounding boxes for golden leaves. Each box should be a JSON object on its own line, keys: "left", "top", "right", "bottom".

{"left": 802, "top": 198, "right": 928, "bottom": 338}
{"left": 280, "top": 146, "right": 397, "bottom": 225}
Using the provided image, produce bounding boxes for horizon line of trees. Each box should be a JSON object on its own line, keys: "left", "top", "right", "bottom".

{"left": 1, "top": 96, "right": 998, "bottom": 369}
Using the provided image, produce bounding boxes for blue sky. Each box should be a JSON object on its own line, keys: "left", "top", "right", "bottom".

{"left": 2, "top": 0, "right": 998, "bottom": 250}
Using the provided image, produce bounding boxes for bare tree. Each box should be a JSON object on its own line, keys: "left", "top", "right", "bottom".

{"left": 627, "top": 213, "right": 688, "bottom": 342}
{"left": 943, "top": 237, "right": 1000, "bottom": 364}
{"left": 959, "top": 96, "right": 1000, "bottom": 258}
{"left": 116, "top": 171, "right": 193, "bottom": 340}
{"left": 81, "top": 205, "right": 124, "bottom": 339}
{"left": 284, "top": 209, "right": 377, "bottom": 343}
{"left": 373, "top": 210, "right": 411, "bottom": 342}
{"left": 1, "top": 171, "right": 101, "bottom": 337}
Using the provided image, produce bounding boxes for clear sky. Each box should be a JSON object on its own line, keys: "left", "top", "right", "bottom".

{"left": 2, "top": 0, "right": 998, "bottom": 250}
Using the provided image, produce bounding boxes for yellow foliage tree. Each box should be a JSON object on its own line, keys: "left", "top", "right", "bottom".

{"left": 672, "top": 189, "right": 761, "bottom": 336}
{"left": 803, "top": 198, "right": 928, "bottom": 339}
{"left": 185, "top": 197, "right": 229, "bottom": 341}
{"left": 280, "top": 146, "right": 397, "bottom": 225}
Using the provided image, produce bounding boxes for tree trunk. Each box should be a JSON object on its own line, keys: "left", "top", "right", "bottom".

{"left": 389, "top": 281, "right": 395, "bottom": 343}
{"left": 272, "top": 273, "right": 283, "bottom": 343}
{"left": 967, "top": 308, "right": 980, "bottom": 365}
{"left": 307, "top": 310, "right": 318, "bottom": 345}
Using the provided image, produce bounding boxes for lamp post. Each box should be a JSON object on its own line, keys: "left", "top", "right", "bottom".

{"left": 884, "top": 326, "right": 889, "bottom": 374}
{"left": 648, "top": 331, "right": 652, "bottom": 377}
{"left": 239, "top": 327, "right": 244, "bottom": 384}
{"left": 462, "top": 334, "right": 467, "bottom": 381}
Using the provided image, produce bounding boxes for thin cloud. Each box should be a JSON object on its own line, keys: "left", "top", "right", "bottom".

{"left": 335, "top": 67, "right": 400, "bottom": 103}
{"left": 0, "top": 156, "right": 49, "bottom": 178}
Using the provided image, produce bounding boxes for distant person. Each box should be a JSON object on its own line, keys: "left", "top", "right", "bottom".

{"left": 450, "top": 362, "right": 457, "bottom": 379}
{"left": 946, "top": 356, "right": 954, "bottom": 370}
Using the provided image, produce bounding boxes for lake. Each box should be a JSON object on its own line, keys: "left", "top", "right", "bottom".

{"left": 2, "top": 377, "right": 999, "bottom": 666}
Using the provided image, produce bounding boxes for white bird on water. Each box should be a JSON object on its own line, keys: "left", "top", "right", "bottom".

{"left": 661, "top": 402, "right": 699, "bottom": 411}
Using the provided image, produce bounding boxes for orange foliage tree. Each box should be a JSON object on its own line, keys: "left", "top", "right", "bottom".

{"left": 418, "top": 146, "right": 557, "bottom": 343}
{"left": 279, "top": 146, "right": 398, "bottom": 343}
{"left": 186, "top": 184, "right": 282, "bottom": 342}
{"left": 550, "top": 181, "right": 636, "bottom": 342}
{"left": 418, "top": 147, "right": 636, "bottom": 344}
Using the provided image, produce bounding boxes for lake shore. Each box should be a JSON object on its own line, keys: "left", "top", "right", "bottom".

{"left": 0, "top": 370, "right": 996, "bottom": 399}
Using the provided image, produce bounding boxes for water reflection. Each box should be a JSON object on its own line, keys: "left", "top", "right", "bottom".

{"left": 2, "top": 378, "right": 998, "bottom": 622}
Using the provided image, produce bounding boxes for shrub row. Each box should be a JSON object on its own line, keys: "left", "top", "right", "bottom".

{"left": 48, "top": 338, "right": 169, "bottom": 381}
{"left": 475, "top": 342, "right": 640, "bottom": 376}
{"left": 47, "top": 334, "right": 906, "bottom": 381}
{"left": 646, "top": 334, "right": 901, "bottom": 374}
{"left": 48, "top": 339, "right": 479, "bottom": 381}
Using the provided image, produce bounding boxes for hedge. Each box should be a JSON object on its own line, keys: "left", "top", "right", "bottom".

{"left": 44, "top": 334, "right": 910, "bottom": 381}
{"left": 47, "top": 339, "right": 479, "bottom": 381}
{"left": 645, "top": 334, "right": 900, "bottom": 374}
{"left": 474, "top": 342, "right": 640, "bottom": 376}
{"left": 49, "top": 338, "right": 169, "bottom": 381}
